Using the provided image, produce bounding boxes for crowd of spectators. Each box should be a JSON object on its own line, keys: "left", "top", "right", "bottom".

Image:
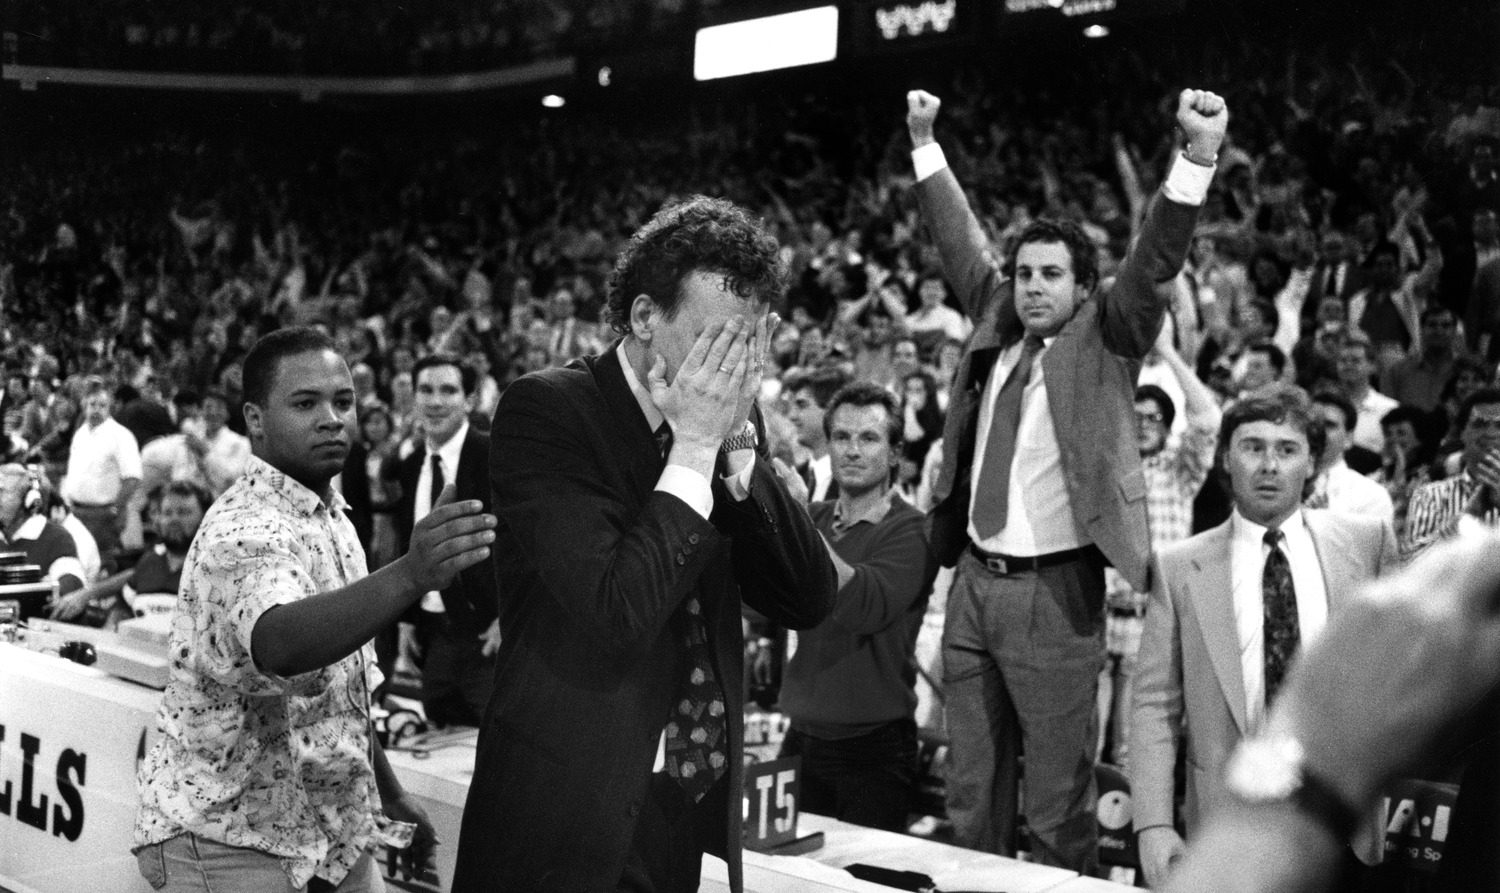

{"left": 7, "top": 0, "right": 704, "bottom": 75}
{"left": 3, "top": 0, "right": 1499, "bottom": 827}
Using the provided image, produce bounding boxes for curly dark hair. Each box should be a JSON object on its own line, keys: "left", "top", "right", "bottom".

{"left": 605, "top": 195, "right": 786, "bottom": 336}
{"left": 1005, "top": 218, "right": 1100, "bottom": 292}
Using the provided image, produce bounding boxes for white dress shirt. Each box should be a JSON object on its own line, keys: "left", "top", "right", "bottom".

{"left": 1319, "top": 461, "right": 1395, "bottom": 522}
{"left": 62, "top": 417, "right": 143, "bottom": 506}
{"left": 1229, "top": 509, "right": 1328, "bottom": 730}
{"left": 414, "top": 421, "right": 471, "bottom": 613}
{"left": 968, "top": 336, "right": 1084, "bottom": 555}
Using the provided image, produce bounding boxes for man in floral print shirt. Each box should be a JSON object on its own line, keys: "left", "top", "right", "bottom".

{"left": 134, "top": 327, "right": 496, "bottom": 893}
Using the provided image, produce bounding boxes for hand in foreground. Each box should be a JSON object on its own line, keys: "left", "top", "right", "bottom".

{"left": 1175, "top": 89, "right": 1228, "bottom": 165}
{"left": 384, "top": 792, "right": 438, "bottom": 882}
{"left": 401, "top": 483, "right": 496, "bottom": 594}
{"left": 647, "top": 316, "right": 752, "bottom": 456}
{"left": 907, "top": 90, "right": 942, "bottom": 148}
{"left": 1139, "top": 826, "right": 1187, "bottom": 890}
{"left": 1266, "top": 527, "right": 1500, "bottom": 812}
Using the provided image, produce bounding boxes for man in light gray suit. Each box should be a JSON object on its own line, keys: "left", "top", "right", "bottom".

{"left": 1130, "top": 385, "right": 1399, "bottom": 889}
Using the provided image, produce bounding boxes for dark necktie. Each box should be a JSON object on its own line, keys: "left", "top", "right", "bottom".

{"left": 973, "top": 334, "right": 1045, "bottom": 539}
{"left": 1325, "top": 264, "right": 1339, "bottom": 296}
{"left": 1262, "top": 528, "right": 1301, "bottom": 705}
{"left": 654, "top": 422, "right": 673, "bottom": 459}
{"left": 664, "top": 596, "right": 727, "bottom": 801}
{"left": 428, "top": 453, "right": 445, "bottom": 513}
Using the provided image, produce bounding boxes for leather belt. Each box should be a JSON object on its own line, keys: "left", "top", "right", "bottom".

{"left": 967, "top": 544, "right": 1094, "bottom": 576}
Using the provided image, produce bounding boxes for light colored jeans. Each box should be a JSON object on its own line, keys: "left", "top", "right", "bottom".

{"left": 134, "top": 833, "right": 382, "bottom": 893}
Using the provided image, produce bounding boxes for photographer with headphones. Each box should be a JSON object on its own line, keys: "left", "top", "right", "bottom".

{"left": 0, "top": 463, "right": 87, "bottom": 615}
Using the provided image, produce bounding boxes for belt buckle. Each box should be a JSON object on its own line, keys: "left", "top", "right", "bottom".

{"left": 983, "top": 555, "right": 1008, "bottom": 575}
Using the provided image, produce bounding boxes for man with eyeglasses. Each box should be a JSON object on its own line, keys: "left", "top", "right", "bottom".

{"left": 1402, "top": 388, "right": 1500, "bottom": 558}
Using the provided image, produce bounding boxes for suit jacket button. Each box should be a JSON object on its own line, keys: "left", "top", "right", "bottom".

{"left": 628, "top": 803, "right": 641, "bottom": 816}
{"left": 676, "top": 554, "right": 686, "bottom": 566}
{"left": 688, "top": 533, "right": 701, "bottom": 545}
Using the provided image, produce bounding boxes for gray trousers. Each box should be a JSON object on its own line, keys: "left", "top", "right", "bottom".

{"left": 940, "top": 549, "right": 1105, "bottom": 874}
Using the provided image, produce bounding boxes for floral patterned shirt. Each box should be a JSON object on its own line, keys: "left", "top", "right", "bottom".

{"left": 135, "top": 456, "right": 382, "bottom": 888}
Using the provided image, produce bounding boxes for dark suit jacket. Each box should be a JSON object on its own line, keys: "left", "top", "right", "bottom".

{"left": 395, "top": 428, "right": 497, "bottom": 638}
{"left": 916, "top": 166, "right": 1199, "bottom": 590}
{"left": 1300, "top": 260, "right": 1365, "bottom": 321}
{"left": 452, "top": 348, "right": 837, "bottom": 893}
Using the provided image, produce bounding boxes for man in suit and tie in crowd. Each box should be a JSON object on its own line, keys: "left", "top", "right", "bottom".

{"left": 1300, "top": 229, "right": 1365, "bottom": 328}
{"left": 784, "top": 365, "right": 851, "bottom": 503}
{"left": 907, "top": 87, "right": 1226, "bottom": 871}
{"left": 1130, "top": 385, "right": 1399, "bottom": 889}
{"left": 452, "top": 196, "right": 836, "bottom": 893}
{"left": 547, "top": 285, "right": 603, "bottom": 362}
{"left": 395, "top": 354, "right": 499, "bottom": 728}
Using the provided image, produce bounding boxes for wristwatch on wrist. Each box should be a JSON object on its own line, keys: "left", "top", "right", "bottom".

{"left": 1224, "top": 732, "right": 1360, "bottom": 841}
{"left": 719, "top": 420, "right": 758, "bottom": 454}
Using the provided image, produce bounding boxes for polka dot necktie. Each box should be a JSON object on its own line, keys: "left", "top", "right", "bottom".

{"left": 663, "top": 595, "right": 727, "bottom": 801}
{"left": 1262, "top": 528, "right": 1301, "bottom": 705}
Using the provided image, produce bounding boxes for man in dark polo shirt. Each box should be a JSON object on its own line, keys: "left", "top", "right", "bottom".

{"left": 773, "top": 381, "right": 937, "bottom": 830}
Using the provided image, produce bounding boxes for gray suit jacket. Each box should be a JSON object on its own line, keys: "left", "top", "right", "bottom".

{"left": 915, "top": 164, "right": 1199, "bottom": 589}
{"left": 1129, "top": 509, "right": 1399, "bottom": 863}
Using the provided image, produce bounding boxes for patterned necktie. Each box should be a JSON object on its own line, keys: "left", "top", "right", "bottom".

{"left": 428, "top": 453, "right": 445, "bottom": 510}
{"left": 664, "top": 596, "right": 727, "bottom": 801}
{"left": 1262, "top": 528, "right": 1301, "bottom": 705}
{"left": 973, "top": 334, "right": 1045, "bottom": 539}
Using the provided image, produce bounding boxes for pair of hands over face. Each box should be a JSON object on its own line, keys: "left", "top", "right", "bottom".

{"left": 647, "top": 313, "right": 776, "bottom": 454}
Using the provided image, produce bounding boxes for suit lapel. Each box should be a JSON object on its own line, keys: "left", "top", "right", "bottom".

{"left": 592, "top": 346, "right": 667, "bottom": 490}
{"left": 1187, "top": 522, "right": 1249, "bottom": 735}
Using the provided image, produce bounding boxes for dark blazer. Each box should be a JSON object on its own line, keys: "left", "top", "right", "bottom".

{"left": 452, "top": 347, "right": 837, "bottom": 893}
{"left": 1300, "top": 260, "right": 1365, "bottom": 321}
{"left": 395, "top": 427, "right": 497, "bottom": 637}
{"left": 917, "top": 166, "right": 1200, "bottom": 590}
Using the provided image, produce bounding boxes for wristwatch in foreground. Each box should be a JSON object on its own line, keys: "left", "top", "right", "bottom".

{"left": 1223, "top": 732, "right": 1360, "bottom": 841}
{"left": 719, "top": 420, "right": 758, "bottom": 454}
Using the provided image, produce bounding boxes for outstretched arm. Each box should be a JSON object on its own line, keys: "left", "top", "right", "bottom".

{"left": 907, "top": 90, "right": 1011, "bottom": 327}
{"left": 1099, "top": 89, "right": 1227, "bottom": 359}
